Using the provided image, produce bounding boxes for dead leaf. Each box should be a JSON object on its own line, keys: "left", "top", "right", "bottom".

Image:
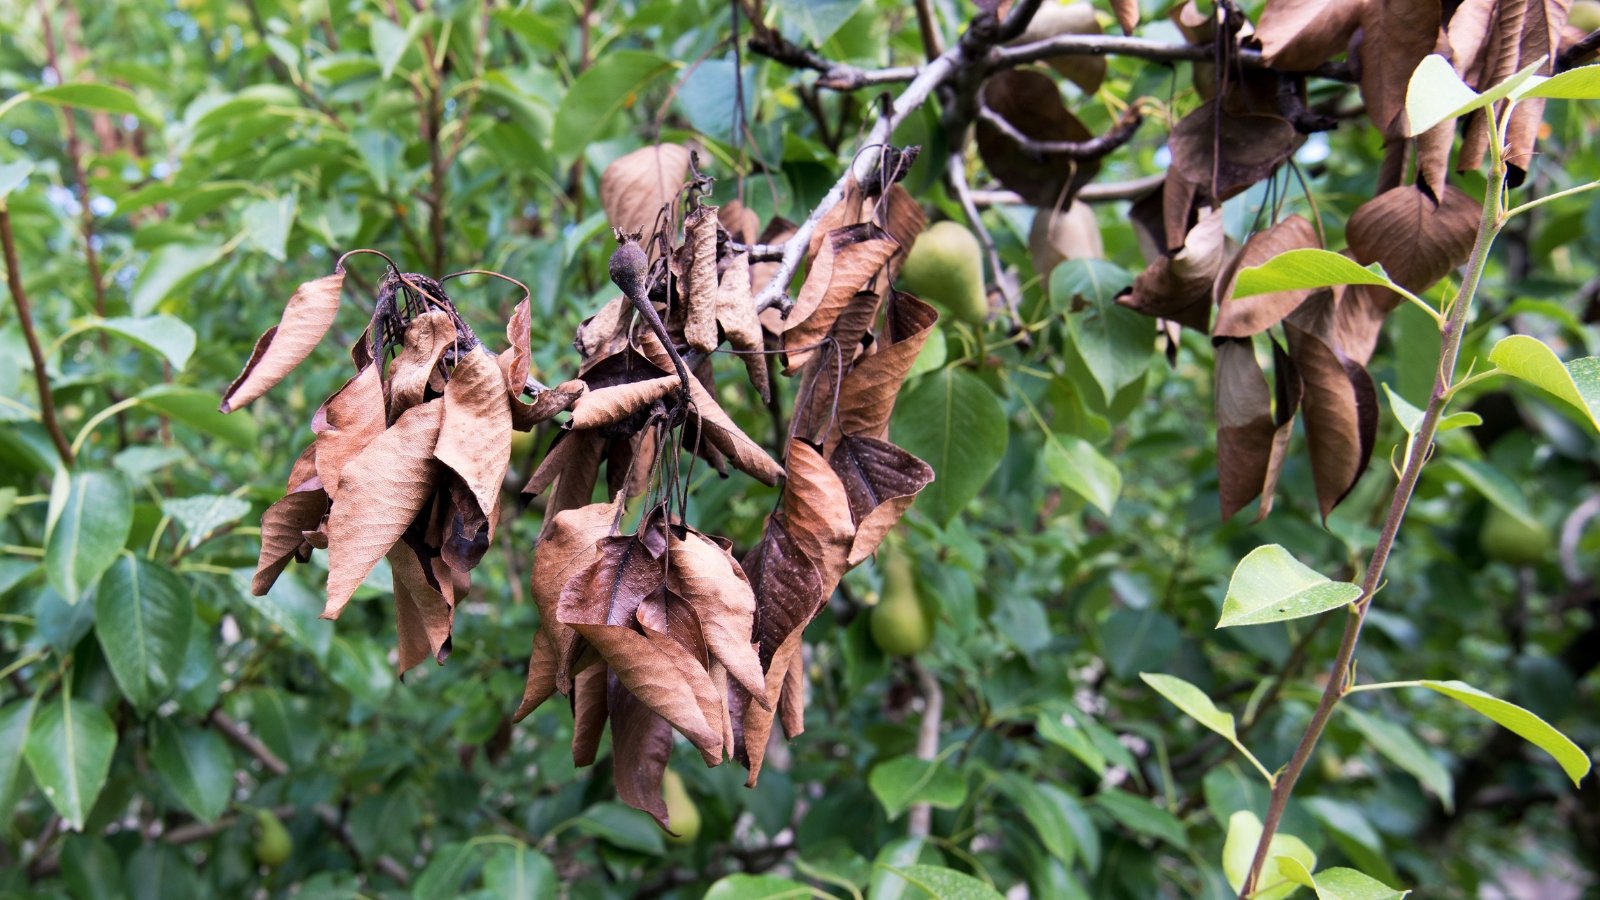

{"left": 1257, "top": 338, "right": 1302, "bottom": 521}
{"left": 1285, "top": 293, "right": 1378, "bottom": 520}
{"left": 784, "top": 223, "right": 898, "bottom": 372}
{"left": 514, "top": 627, "right": 559, "bottom": 720}
{"left": 1013, "top": 2, "right": 1107, "bottom": 93}
{"left": 434, "top": 347, "right": 515, "bottom": 532}
{"left": 830, "top": 436, "right": 934, "bottom": 565}
{"left": 975, "top": 69, "right": 1103, "bottom": 208}
{"left": 1029, "top": 201, "right": 1104, "bottom": 278}
{"left": 1215, "top": 338, "right": 1278, "bottom": 520}
{"left": 683, "top": 206, "right": 721, "bottom": 353}
{"left": 529, "top": 494, "right": 623, "bottom": 695}
{"left": 1358, "top": 0, "right": 1443, "bottom": 138}
{"left": 1256, "top": 0, "right": 1364, "bottom": 70}
{"left": 221, "top": 272, "right": 345, "bottom": 412}
{"left": 575, "top": 295, "right": 632, "bottom": 360}
{"left": 389, "top": 541, "right": 453, "bottom": 675}
{"left": 600, "top": 144, "right": 691, "bottom": 246}
{"left": 386, "top": 310, "right": 457, "bottom": 422}
{"left": 1111, "top": 0, "right": 1139, "bottom": 33}
{"left": 1168, "top": 102, "right": 1300, "bottom": 201}
{"left": 608, "top": 683, "right": 674, "bottom": 827}
{"left": 323, "top": 399, "right": 445, "bottom": 619}
{"left": 717, "top": 252, "right": 770, "bottom": 402}
{"left": 510, "top": 379, "right": 587, "bottom": 431}
{"left": 571, "top": 662, "right": 609, "bottom": 766}
{"left": 834, "top": 292, "right": 939, "bottom": 445}
{"left": 567, "top": 375, "right": 683, "bottom": 430}
{"left": 737, "top": 626, "right": 805, "bottom": 785}
{"left": 1119, "top": 207, "right": 1227, "bottom": 332}
{"left": 252, "top": 487, "right": 329, "bottom": 595}
{"left": 666, "top": 529, "right": 769, "bottom": 706}
{"left": 313, "top": 364, "right": 386, "bottom": 499}
{"left": 529, "top": 430, "right": 606, "bottom": 523}
{"left": 1215, "top": 215, "right": 1320, "bottom": 338}
{"left": 779, "top": 647, "right": 805, "bottom": 739}
{"left": 877, "top": 185, "right": 927, "bottom": 281}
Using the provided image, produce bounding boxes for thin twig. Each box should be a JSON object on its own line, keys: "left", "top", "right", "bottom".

{"left": 0, "top": 208, "right": 73, "bottom": 466}
{"left": 1559, "top": 493, "right": 1600, "bottom": 585}
{"left": 968, "top": 173, "right": 1167, "bottom": 206}
{"left": 913, "top": 0, "right": 943, "bottom": 61}
{"left": 992, "top": 33, "right": 1354, "bottom": 81}
{"left": 906, "top": 659, "right": 944, "bottom": 838}
{"left": 209, "top": 708, "right": 289, "bottom": 777}
{"left": 976, "top": 101, "right": 1145, "bottom": 158}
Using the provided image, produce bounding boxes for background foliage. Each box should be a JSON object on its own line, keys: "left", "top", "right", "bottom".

{"left": 0, "top": 0, "right": 1597, "bottom": 897}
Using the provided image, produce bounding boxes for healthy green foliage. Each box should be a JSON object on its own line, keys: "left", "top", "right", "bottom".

{"left": 1217, "top": 544, "right": 1363, "bottom": 628}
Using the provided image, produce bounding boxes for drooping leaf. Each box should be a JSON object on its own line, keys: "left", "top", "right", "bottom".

{"left": 94, "top": 556, "right": 194, "bottom": 713}
{"left": 1119, "top": 208, "right": 1225, "bottom": 332}
{"left": 1221, "top": 810, "right": 1317, "bottom": 900}
{"left": 45, "top": 470, "right": 133, "bottom": 604}
{"left": 1488, "top": 335, "right": 1600, "bottom": 430}
{"left": 567, "top": 375, "right": 682, "bottom": 429}
{"left": 833, "top": 292, "right": 939, "bottom": 445}
{"left": 23, "top": 693, "right": 117, "bottom": 831}
{"left": 220, "top": 272, "right": 345, "bottom": 412}
{"left": 974, "top": 69, "right": 1102, "bottom": 207}
{"left": 149, "top": 720, "right": 232, "bottom": 824}
{"left": 1357, "top": 0, "right": 1443, "bottom": 138}
{"left": 1217, "top": 544, "right": 1362, "bottom": 628}
{"left": 385, "top": 311, "right": 457, "bottom": 420}
{"left": 388, "top": 542, "right": 453, "bottom": 674}
{"left": 434, "top": 346, "right": 515, "bottom": 528}
{"left": 1232, "top": 249, "right": 1397, "bottom": 298}
{"left": 1094, "top": 790, "right": 1188, "bottom": 849}
{"left": 1346, "top": 185, "right": 1479, "bottom": 294}
{"left": 890, "top": 368, "right": 1008, "bottom": 525}
{"left": 1215, "top": 338, "right": 1278, "bottom": 520}
{"left": 1284, "top": 293, "right": 1378, "bottom": 520}
{"left": 869, "top": 755, "right": 968, "bottom": 821}
{"left": 1167, "top": 102, "right": 1299, "bottom": 202}
{"left": 1216, "top": 216, "right": 1320, "bottom": 337}
{"left": 1140, "top": 673, "right": 1238, "bottom": 742}
{"left": 1256, "top": 0, "right": 1364, "bottom": 70}
{"left": 252, "top": 487, "right": 329, "bottom": 595}
{"left": 784, "top": 223, "right": 898, "bottom": 371}
{"left": 830, "top": 436, "right": 934, "bottom": 566}
{"left": 609, "top": 682, "right": 674, "bottom": 827}
{"left": 666, "top": 528, "right": 767, "bottom": 703}
{"left": 1277, "top": 858, "right": 1410, "bottom": 900}
{"left": 683, "top": 206, "right": 721, "bottom": 353}
{"left": 1343, "top": 706, "right": 1455, "bottom": 810}
{"left": 1419, "top": 680, "right": 1591, "bottom": 786}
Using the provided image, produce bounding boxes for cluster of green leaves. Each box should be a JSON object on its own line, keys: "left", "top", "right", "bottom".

{"left": 0, "top": 1, "right": 1597, "bottom": 899}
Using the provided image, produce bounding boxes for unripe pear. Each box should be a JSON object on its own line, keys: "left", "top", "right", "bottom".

{"left": 1029, "top": 201, "right": 1104, "bottom": 278}
{"left": 1478, "top": 506, "right": 1550, "bottom": 566}
{"left": 253, "top": 810, "right": 292, "bottom": 868}
{"left": 1572, "top": 0, "right": 1600, "bottom": 31}
{"left": 898, "top": 221, "right": 988, "bottom": 326}
{"left": 870, "top": 546, "right": 933, "bottom": 657}
{"left": 662, "top": 769, "right": 701, "bottom": 844}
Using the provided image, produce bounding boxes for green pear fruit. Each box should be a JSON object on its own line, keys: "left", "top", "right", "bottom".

{"left": 662, "top": 769, "right": 701, "bottom": 844}
{"left": 1478, "top": 506, "right": 1550, "bottom": 566}
{"left": 1571, "top": 0, "right": 1600, "bottom": 31}
{"left": 898, "top": 221, "right": 988, "bottom": 326}
{"left": 253, "top": 810, "right": 292, "bottom": 868}
{"left": 870, "top": 546, "right": 934, "bottom": 656}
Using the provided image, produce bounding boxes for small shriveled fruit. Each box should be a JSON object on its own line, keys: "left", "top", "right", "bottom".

{"left": 662, "top": 769, "right": 701, "bottom": 844}
{"left": 870, "top": 545, "right": 933, "bottom": 657}
{"left": 1478, "top": 506, "right": 1550, "bottom": 566}
{"left": 898, "top": 221, "right": 988, "bottom": 326}
{"left": 253, "top": 809, "right": 292, "bottom": 868}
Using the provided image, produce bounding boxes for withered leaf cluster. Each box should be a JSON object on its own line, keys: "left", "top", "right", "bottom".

{"left": 225, "top": 144, "right": 937, "bottom": 830}
{"left": 1111, "top": 0, "right": 1583, "bottom": 521}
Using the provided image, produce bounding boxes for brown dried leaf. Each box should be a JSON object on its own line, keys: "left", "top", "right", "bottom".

{"left": 286, "top": 442, "right": 318, "bottom": 493}
{"left": 717, "top": 252, "right": 770, "bottom": 403}
{"left": 1168, "top": 102, "right": 1300, "bottom": 201}
{"left": 386, "top": 311, "right": 457, "bottom": 423}
{"left": 575, "top": 295, "right": 632, "bottom": 361}
{"left": 1029, "top": 201, "right": 1104, "bottom": 278}
{"left": 666, "top": 529, "right": 770, "bottom": 706}
{"left": 571, "top": 662, "right": 609, "bottom": 766}
{"left": 1358, "top": 0, "right": 1443, "bottom": 138}
{"left": 534, "top": 430, "right": 607, "bottom": 523}
{"left": 1111, "top": 0, "right": 1139, "bottom": 34}
{"left": 738, "top": 627, "right": 805, "bottom": 786}
{"left": 744, "top": 519, "right": 823, "bottom": 668}
{"left": 830, "top": 436, "right": 934, "bottom": 566}
{"left": 1215, "top": 338, "right": 1277, "bottom": 520}
{"left": 221, "top": 272, "right": 345, "bottom": 412}
{"left": 878, "top": 185, "right": 927, "bottom": 281}
{"left": 434, "top": 347, "right": 515, "bottom": 532}
{"left": 313, "top": 364, "right": 386, "bottom": 499}
{"left": 512, "top": 379, "right": 587, "bottom": 431}
{"left": 1256, "top": 0, "right": 1364, "bottom": 70}
{"left": 530, "top": 494, "right": 623, "bottom": 694}
{"left": 568, "top": 375, "right": 682, "bottom": 430}
{"left": 609, "top": 683, "right": 674, "bottom": 827}
{"left": 1215, "top": 214, "right": 1320, "bottom": 338}
{"left": 807, "top": 177, "right": 867, "bottom": 261}
{"left": 1119, "top": 207, "right": 1226, "bottom": 332}
{"left": 389, "top": 542, "right": 453, "bottom": 675}
{"left": 1257, "top": 338, "right": 1302, "bottom": 521}
{"left": 779, "top": 646, "right": 805, "bottom": 739}
{"left": 975, "top": 69, "right": 1102, "bottom": 207}
{"left": 683, "top": 207, "right": 721, "bottom": 353}
{"left": 631, "top": 330, "right": 782, "bottom": 484}
{"left": 834, "top": 292, "right": 939, "bottom": 444}
{"left": 323, "top": 399, "right": 445, "bottom": 619}
{"left": 252, "top": 487, "right": 329, "bottom": 595}
{"left": 784, "top": 223, "right": 898, "bottom": 372}
{"left": 600, "top": 144, "right": 692, "bottom": 246}
{"left": 1012, "top": 3, "right": 1106, "bottom": 92}
{"left": 1285, "top": 293, "right": 1378, "bottom": 520}
{"left": 781, "top": 440, "right": 856, "bottom": 595}
{"left": 514, "top": 627, "right": 560, "bottom": 721}
{"left": 719, "top": 201, "right": 760, "bottom": 243}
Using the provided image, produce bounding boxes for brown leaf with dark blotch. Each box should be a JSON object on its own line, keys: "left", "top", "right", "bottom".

{"left": 975, "top": 69, "right": 1103, "bottom": 207}
{"left": 514, "top": 627, "right": 559, "bottom": 721}
{"left": 666, "top": 529, "right": 769, "bottom": 706}
{"left": 1285, "top": 293, "right": 1378, "bottom": 520}
{"left": 386, "top": 310, "right": 457, "bottom": 423}
{"left": 1347, "top": 184, "right": 1479, "bottom": 293}
{"left": 638, "top": 590, "right": 711, "bottom": 669}
{"left": 784, "top": 222, "right": 897, "bottom": 372}
{"left": 1358, "top": 0, "right": 1443, "bottom": 138}
{"left": 568, "top": 375, "right": 682, "bottom": 430}
{"left": 830, "top": 436, "right": 934, "bottom": 566}
{"left": 835, "top": 292, "right": 939, "bottom": 444}
{"left": 683, "top": 206, "right": 721, "bottom": 353}
{"left": 1257, "top": 338, "right": 1302, "bottom": 521}
{"left": 744, "top": 518, "right": 824, "bottom": 668}
{"left": 1256, "top": 0, "right": 1363, "bottom": 70}
{"left": 1215, "top": 215, "right": 1320, "bottom": 338}
{"left": 253, "top": 487, "right": 329, "bottom": 595}
{"left": 313, "top": 364, "right": 386, "bottom": 499}
{"left": 575, "top": 295, "right": 631, "bottom": 360}
{"left": 779, "top": 440, "right": 856, "bottom": 599}
{"left": 686, "top": 377, "right": 783, "bottom": 485}
{"left": 1111, "top": 0, "right": 1139, "bottom": 33}
{"left": 608, "top": 681, "right": 674, "bottom": 827}
{"left": 1168, "top": 102, "right": 1300, "bottom": 201}
{"left": 1215, "top": 338, "right": 1277, "bottom": 521}
{"left": 738, "top": 627, "right": 805, "bottom": 785}
{"left": 717, "top": 252, "right": 770, "bottom": 403}
{"left": 434, "top": 346, "right": 514, "bottom": 531}
{"left": 440, "top": 479, "right": 494, "bottom": 573}
{"left": 779, "top": 646, "right": 805, "bottom": 739}
{"left": 323, "top": 399, "right": 445, "bottom": 619}
{"left": 389, "top": 542, "right": 453, "bottom": 675}
{"left": 571, "top": 662, "right": 609, "bottom": 766}
{"left": 806, "top": 177, "right": 867, "bottom": 261}
{"left": 600, "top": 144, "right": 691, "bottom": 247}
{"left": 531, "top": 494, "right": 623, "bottom": 693}
{"left": 1119, "top": 207, "right": 1226, "bottom": 333}
{"left": 221, "top": 272, "right": 345, "bottom": 412}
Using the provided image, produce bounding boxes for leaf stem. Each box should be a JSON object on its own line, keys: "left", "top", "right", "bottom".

{"left": 0, "top": 207, "right": 74, "bottom": 466}
{"left": 1502, "top": 179, "right": 1600, "bottom": 220}
{"left": 1343, "top": 680, "right": 1424, "bottom": 694}
{"left": 69, "top": 396, "right": 141, "bottom": 458}
{"left": 1239, "top": 107, "right": 1511, "bottom": 897}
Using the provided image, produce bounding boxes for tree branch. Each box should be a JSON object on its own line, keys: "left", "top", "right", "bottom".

{"left": 1558, "top": 28, "right": 1600, "bottom": 71}
{"left": 968, "top": 172, "right": 1167, "bottom": 206}
{"left": 906, "top": 659, "right": 944, "bottom": 838}
{"left": 992, "top": 33, "right": 1354, "bottom": 81}
{"left": 976, "top": 100, "right": 1145, "bottom": 158}
{"left": 1, "top": 208, "right": 73, "bottom": 466}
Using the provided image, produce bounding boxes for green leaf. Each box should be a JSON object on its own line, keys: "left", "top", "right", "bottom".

{"left": 703, "top": 873, "right": 816, "bottom": 899}
{"left": 770, "top": 0, "right": 859, "bottom": 47}
{"left": 1403, "top": 55, "right": 1545, "bottom": 137}
{"left": 45, "top": 470, "right": 133, "bottom": 604}
{"left": 95, "top": 556, "right": 194, "bottom": 713}
{"left": 60, "top": 835, "right": 123, "bottom": 900}
{"left": 879, "top": 864, "right": 1005, "bottom": 900}
{"left": 1221, "top": 810, "right": 1316, "bottom": 900}
{"left": 23, "top": 692, "right": 117, "bottom": 831}
{"left": 138, "top": 385, "right": 258, "bottom": 451}
{"left": 1053, "top": 260, "right": 1147, "bottom": 404}
{"left": 413, "top": 841, "right": 478, "bottom": 899}
{"left": 85, "top": 316, "right": 197, "bottom": 372}
{"left": 869, "top": 837, "right": 940, "bottom": 900}
{"left": 995, "top": 773, "right": 1078, "bottom": 866}
{"left": 230, "top": 569, "right": 331, "bottom": 662}
{"left": 891, "top": 368, "right": 1008, "bottom": 525}
{"left": 241, "top": 194, "right": 297, "bottom": 262}
{"left": 1519, "top": 64, "right": 1600, "bottom": 100}
{"left": 0, "top": 159, "right": 34, "bottom": 200}
{"left": 0, "top": 696, "right": 38, "bottom": 823}
{"left": 573, "top": 802, "right": 665, "bottom": 855}
{"left": 1419, "top": 680, "right": 1591, "bottom": 786}
{"left": 34, "top": 83, "right": 152, "bottom": 121}
{"left": 1440, "top": 459, "right": 1539, "bottom": 531}
{"left": 1233, "top": 249, "right": 1397, "bottom": 298}
{"left": 1304, "top": 797, "right": 1400, "bottom": 888}
{"left": 130, "top": 244, "right": 221, "bottom": 316}
{"left": 552, "top": 51, "right": 674, "bottom": 164}
{"left": 160, "top": 495, "right": 250, "bottom": 548}
{"left": 1488, "top": 335, "right": 1600, "bottom": 430}
{"left": 150, "top": 720, "right": 231, "bottom": 823}
{"left": 1217, "top": 544, "right": 1362, "bottom": 628}
{"left": 370, "top": 14, "right": 430, "bottom": 81}
{"left": 1278, "top": 858, "right": 1410, "bottom": 900}
{"left": 1140, "top": 673, "right": 1237, "bottom": 741}
{"left": 1042, "top": 435, "right": 1120, "bottom": 516}
{"left": 1035, "top": 712, "right": 1107, "bottom": 776}
{"left": 1386, "top": 385, "right": 1480, "bottom": 437}
{"left": 869, "top": 755, "right": 968, "bottom": 820}
{"left": 482, "top": 843, "right": 557, "bottom": 900}
{"left": 1342, "top": 706, "right": 1454, "bottom": 811}
{"left": 1093, "top": 790, "right": 1188, "bottom": 849}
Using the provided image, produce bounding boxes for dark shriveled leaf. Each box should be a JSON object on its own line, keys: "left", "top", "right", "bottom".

{"left": 665, "top": 529, "right": 768, "bottom": 706}
{"left": 1358, "top": 0, "right": 1443, "bottom": 138}
{"left": 389, "top": 542, "right": 453, "bottom": 675}
{"left": 1215, "top": 339, "right": 1277, "bottom": 521}
{"left": 830, "top": 436, "right": 934, "bottom": 566}
{"left": 1168, "top": 103, "right": 1299, "bottom": 202}
{"left": 784, "top": 223, "right": 898, "bottom": 372}
{"left": 386, "top": 311, "right": 456, "bottom": 422}
{"left": 1216, "top": 215, "right": 1320, "bottom": 338}
{"left": 608, "top": 682, "right": 674, "bottom": 827}
{"left": 221, "top": 272, "right": 345, "bottom": 412}
{"left": 975, "top": 69, "right": 1102, "bottom": 208}
{"left": 1256, "top": 0, "right": 1364, "bottom": 70}
{"left": 834, "top": 293, "right": 939, "bottom": 446}
{"left": 252, "top": 487, "right": 329, "bottom": 595}
{"left": 1285, "top": 294, "right": 1378, "bottom": 520}
{"left": 1119, "top": 208, "right": 1226, "bottom": 332}
{"left": 571, "top": 662, "right": 609, "bottom": 766}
